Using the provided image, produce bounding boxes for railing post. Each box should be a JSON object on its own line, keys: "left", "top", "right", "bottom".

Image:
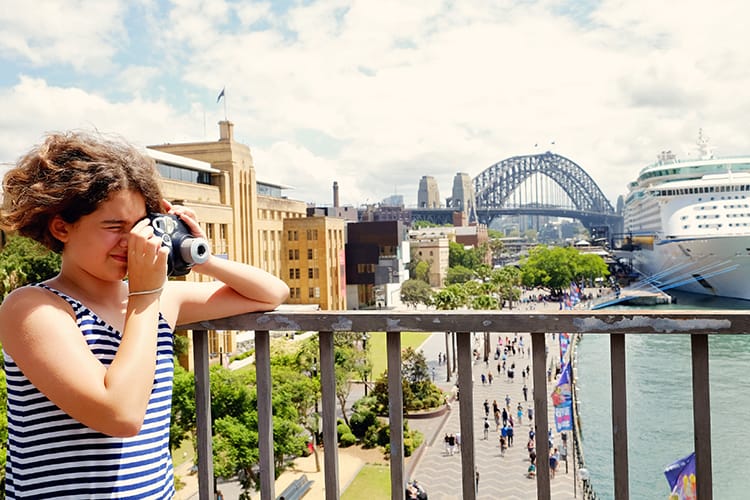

{"left": 192, "top": 329, "right": 214, "bottom": 499}
{"left": 610, "top": 333, "right": 629, "bottom": 500}
{"left": 531, "top": 332, "right": 551, "bottom": 500}
{"left": 456, "top": 331, "right": 476, "bottom": 500}
{"left": 319, "top": 331, "right": 340, "bottom": 500}
{"left": 387, "top": 331, "right": 405, "bottom": 500}
{"left": 691, "top": 334, "right": 713, "bottom": 500}
{"left": 256, "top": 330, "right": 275, "bottom": 500}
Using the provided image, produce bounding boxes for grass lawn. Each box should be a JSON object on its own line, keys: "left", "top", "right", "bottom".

{"left": 341, "top": 463, "right": 391, "bottom": 499}
{"left": 368, "top": 332, "right": 432, "bottom": 379}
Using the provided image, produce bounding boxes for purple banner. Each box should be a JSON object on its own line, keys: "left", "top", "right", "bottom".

{"left": 664, "top": 452, "right": 696, "bottom": 499}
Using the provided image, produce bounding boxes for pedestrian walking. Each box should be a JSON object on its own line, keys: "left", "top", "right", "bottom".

{"left": 523, "top": 383, "right": 528, "bottom": 402}
{"left": 517, "top": 403, "right": 524, "bottom": 425}
{"left": 507, "top": 424, "right": 514, "bottom": 447}
{"left": 487, "top": 372, "right": 493, "bottom": 385}
{"left": 550, "top": 448, "right": 560, "bottom": 478}
{"left": 505, "top": 393, "right": 511, "bottom": 409}
{"left": 481, "top": 373, "right": 486, "bottom": 385}
{"left": 483, "top": 418, "right": 490, "bottom": 440}
{"left": 448, "top": 433, "right": 456, "bottom": 456}
{"left": 483, "top": 399, "right": 490, "bottom": 417}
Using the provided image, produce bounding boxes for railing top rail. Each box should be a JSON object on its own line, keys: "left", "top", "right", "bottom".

{"left": 181, "top": 309, "right": 750, "bottom": 335}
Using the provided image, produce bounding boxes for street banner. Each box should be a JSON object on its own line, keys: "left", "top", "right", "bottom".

{"left": 664, "top": 452, "right": 696, "bottom": 500}
{"left": 559, "top": 332, "right": 570, "bottom": 364}
{"left": 551, "top": 361, "right": 573, "bottom": 431}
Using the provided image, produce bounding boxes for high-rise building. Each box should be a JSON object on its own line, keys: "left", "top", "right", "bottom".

{"left": 345, "top": 221, "right": 410, "bottom": 309}
{"left": 417, "top": 175, "right": 441, "bottom": 208}
{"left": 282, "top": 216, "right": 347, "bottom": 310}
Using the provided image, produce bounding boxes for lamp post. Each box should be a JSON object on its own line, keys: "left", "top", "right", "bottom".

{"left": 362, "top": 333, "right": 370, "bottom": 396}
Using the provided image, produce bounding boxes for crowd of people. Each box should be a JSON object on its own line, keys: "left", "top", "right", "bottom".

{"left": 445, "top": 331, "right": 570, "bottom": 485}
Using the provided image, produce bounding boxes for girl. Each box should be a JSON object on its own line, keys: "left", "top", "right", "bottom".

{"left": 0, "top": 131, "right": 289, "bottom": 498}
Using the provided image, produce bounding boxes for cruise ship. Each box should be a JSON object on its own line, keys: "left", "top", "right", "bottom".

{"left": 620, "top": 133, "right": 750, "bottom": 300}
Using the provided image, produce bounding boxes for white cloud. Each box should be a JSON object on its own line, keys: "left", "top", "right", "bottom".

{"left": 4, "top": 0, "right": 750, "bottom": 211}
{"left": 0, "top": 0, "right": 126, "bottom": 72}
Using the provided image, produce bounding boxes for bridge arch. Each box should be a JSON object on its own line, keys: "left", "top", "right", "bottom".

{"left": 473, "top": 152, "right": 615, "bottom": 214}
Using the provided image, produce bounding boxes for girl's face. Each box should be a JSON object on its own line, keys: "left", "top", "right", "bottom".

{"left": 60, "top": 190, "right": 147, "bottom": 281}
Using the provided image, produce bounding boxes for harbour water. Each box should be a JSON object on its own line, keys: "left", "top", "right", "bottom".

{"left": 575, "top": 290, "right": 750, "bottom": 499}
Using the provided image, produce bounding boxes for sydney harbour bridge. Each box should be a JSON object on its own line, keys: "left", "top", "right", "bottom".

{"left": 411, "top": 152, "right": 623, "bottom": 237}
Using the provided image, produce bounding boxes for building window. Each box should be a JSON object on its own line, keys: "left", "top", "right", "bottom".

{"left": 295, "top": 268, "right": 300, "bottom": 279}
{"left": 289, "top": 268, "right": 295, "bottom": 280}
{"left": 307, "top": 248, "right": 314, "bottom": 259}
{"left": 288, "top": 230, "right": 298, "bottom": 241}
{"left": 308, "top": 268, "right": 320, "bottom": 279}
{"left": 309, "top": 287, "right": 315, "bottom": 298}
{"left": 306, "top": 229, "right": 318, "bottom": 240}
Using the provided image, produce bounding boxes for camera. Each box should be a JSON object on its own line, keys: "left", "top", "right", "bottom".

{"left": 148, "top": 213, "right": 210, "bottom": 276}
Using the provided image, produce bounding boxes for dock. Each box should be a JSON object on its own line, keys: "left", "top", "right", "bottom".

{"left": 591, "top": 286, "right": 672, "bottom": 310}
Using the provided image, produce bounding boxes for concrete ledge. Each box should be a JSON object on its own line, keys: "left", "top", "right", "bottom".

{"left": 406, "top": 403, "right": 450, "bottom": 420}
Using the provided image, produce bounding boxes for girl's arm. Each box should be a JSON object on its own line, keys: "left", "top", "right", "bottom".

{"left": 159, "top": 203, "right": 289, "bottom": 327}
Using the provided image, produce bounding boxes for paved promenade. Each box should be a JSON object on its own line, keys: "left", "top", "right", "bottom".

{"left": 408, "top": 330, "right": 577, "bottom": 499}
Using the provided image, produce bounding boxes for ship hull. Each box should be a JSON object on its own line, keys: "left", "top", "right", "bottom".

{"left": 627, "top": 235, "right": 750, "bottom": 300}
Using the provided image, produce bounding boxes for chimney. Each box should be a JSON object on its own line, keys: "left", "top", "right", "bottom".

{"left": 219, "top": 120, "right": 234, "bottom": 141}
{"left": 333, "top": 181, "right": 340, "bottom": 208}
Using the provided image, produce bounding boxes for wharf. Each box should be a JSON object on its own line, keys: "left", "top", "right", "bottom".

{"left": 591, "top": 285, "right": 671, "bottom": 310}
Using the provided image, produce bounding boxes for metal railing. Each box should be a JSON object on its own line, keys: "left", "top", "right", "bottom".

{"left": 182, "top": 309, "right": 750, "bottom": 500}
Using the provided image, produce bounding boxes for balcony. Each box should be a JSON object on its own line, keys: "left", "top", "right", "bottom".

{"left": 182, "top": 309, "right": 744, "bottom": 500}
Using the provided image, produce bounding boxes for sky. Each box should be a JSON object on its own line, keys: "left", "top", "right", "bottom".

{"left": 2, "top": 0, "right": 749, "bottom": 209}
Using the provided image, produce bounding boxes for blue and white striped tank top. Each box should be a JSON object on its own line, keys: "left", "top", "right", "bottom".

{"left": 3, "top": 284, "right": 176, "bottom": 499}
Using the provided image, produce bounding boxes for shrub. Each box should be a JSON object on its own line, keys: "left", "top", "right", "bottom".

{"left": 349, "top": 409, "right": 377, "bottom": 438}
{"left": 362, "top": 424, "right": 382, "bottom": 449}
{"left": 337, "top": 422, "right": 351, "bottom": 439}
{"left": 339, "top": 433, "right": 357, "bottom": 447}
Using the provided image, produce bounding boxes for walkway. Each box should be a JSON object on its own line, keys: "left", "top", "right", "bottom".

{"left": 408, "top": 330, "right": 577, "bottom": 499}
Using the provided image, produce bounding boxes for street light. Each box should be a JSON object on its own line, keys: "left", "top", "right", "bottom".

{"left": 362, "top": 333, "right": 370, "bottom": 396}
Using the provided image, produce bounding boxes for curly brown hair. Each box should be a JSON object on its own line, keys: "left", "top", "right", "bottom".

{"left": 0, "top": 131, "right": 164, "bottom": 253}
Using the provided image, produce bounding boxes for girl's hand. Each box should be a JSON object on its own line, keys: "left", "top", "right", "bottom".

{"left": 163, "top": 200, "right": 206, "bottom": 239}
{"left": 127, "top": 218, "right": 169, "bottom": 292}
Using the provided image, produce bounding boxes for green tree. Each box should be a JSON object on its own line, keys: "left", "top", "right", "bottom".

{"left": 448, "top": 241, "right": 483, "bottom": 270}
{"left": 519, "top": 245, "right": 608, "bottom": 294}
{"left": 0, "top": 235, "right": 61, "bottom": 299}
{"left": 445, "top": 265, "right": 474, "bottom": 285}
{"left": 414, "top": 260, "right": 430, "bottom": 283}
{"left": 432, "top": 284, "right": 467, "bottom": 310}
{"left": 400, "top": 279, "right": 433, "bottom": 308}
{"left": 490, "top": 266, "right": 522, "bottom": 309}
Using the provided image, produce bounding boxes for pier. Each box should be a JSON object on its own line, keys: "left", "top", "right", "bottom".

{"left": 591, "top": 285, "right": 672, "bottom": 310}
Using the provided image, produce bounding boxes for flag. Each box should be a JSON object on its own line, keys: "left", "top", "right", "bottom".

{"left": 559, "top": 333, "right": 570, "bottom": 364}
{"left": 217, "top": 87, "right": 225, "bottom": 103}
{"left": 551, "top": 362, "right": 573, "bottom": 431}
{"left": 664, "top": 452, "right": 696, "bottom": 499}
